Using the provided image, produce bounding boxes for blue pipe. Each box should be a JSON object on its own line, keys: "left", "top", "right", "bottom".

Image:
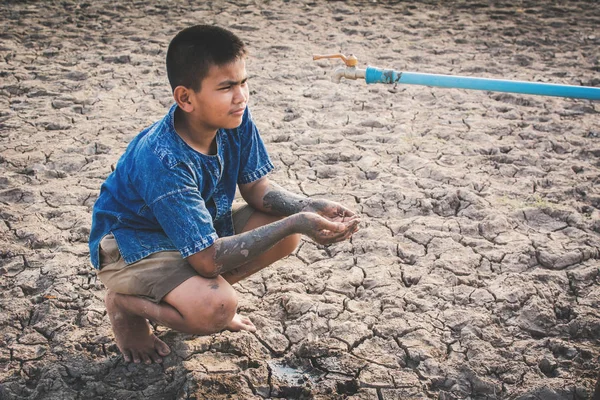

{"left": 365, "top": 67, "right": 600, "bottom": 100}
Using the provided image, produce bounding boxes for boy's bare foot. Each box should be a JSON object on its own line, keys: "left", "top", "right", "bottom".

{"left": 105, "top": 291, "right": 171, "bottom": 364}
{"left": 226, "top": 313, "right": 256, "bottom": 332}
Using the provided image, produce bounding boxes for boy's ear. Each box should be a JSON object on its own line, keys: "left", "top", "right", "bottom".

{"left": 173, "top": 86, "right": 194, "bottom": 113}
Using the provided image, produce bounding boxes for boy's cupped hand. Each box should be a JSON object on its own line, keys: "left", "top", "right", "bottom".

{"left": 298, "top": 211, "right": 360, "bottom": 246}
{"left": 302, "top": 198, "right": 357, "bottom": 224}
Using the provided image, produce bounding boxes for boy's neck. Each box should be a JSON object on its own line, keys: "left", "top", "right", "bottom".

{"left": 173, "top": 107, "right": 218, "bottom": 155}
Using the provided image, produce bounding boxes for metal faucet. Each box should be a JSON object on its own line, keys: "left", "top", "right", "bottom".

{"left": 313, "top": 54, "right": 366, "bottom": 83}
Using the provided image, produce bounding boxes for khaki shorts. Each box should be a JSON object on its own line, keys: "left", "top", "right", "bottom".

{"left": 97, "top": 203, "right": 254, "bottom": 303}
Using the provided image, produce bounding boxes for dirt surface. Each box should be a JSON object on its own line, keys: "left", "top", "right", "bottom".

{"left": 1, "top": 1, "right": 599, "bottom": 399}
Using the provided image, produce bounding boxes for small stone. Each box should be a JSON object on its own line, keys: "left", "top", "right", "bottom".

{"left": 51, "top": 99, "right": 73, "bottom": 109}
{"left": 64, "top": 71, "right": 88, "bottom": 81}
{"left": 44, "top": 122, "right": 71, "bottom": 131}
{"left": 538, "top": 357, "right": 557, "bottom": 375}
{"left": 571, "top": 165, "right": 584, "bottom": 173}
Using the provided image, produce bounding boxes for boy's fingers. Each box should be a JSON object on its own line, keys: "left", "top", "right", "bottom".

{"left": 348, "top": 217, "right": 360, "bottom": 226}
{"left": 332, "top": 221, "right": 358, "bottom": 237}
{"left": 333, "top": 222, "right": 360, "bottom": 242}
{"left": 340, "top": 227, "right": 357, "bottom": 241}
{"left": 312, "top": 214, "right": 360, "bottom": 242}
{"left": 344, "top": 219, "right": 360, "bottom": 231}
{"left": 343, "top": 215, "right": 360, "bottom": 223}
{"left": 342, "top": 208, "right": 356, "bottom": 217}
{"left": 316, "top": 224, "right": 356, "bottom": 243}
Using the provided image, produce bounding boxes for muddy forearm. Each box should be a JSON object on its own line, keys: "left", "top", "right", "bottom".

{"left": 211, "top": 214, "right": 300, "bottom": 275}
{"left": 262, "top": 182, "right": 311, "bottom": 216}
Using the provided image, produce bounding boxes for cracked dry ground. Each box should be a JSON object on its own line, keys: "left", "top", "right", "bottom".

{"left": 1, "top": 0, "right": 599, "bottom": 399}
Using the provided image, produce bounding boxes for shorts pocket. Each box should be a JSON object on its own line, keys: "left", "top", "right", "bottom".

{"left": 99, "top": 234, "right": 122, "bottom": 266}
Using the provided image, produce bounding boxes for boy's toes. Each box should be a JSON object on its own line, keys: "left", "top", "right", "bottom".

{"left": 150, "top": 352, "right": 163, "bottom": 364}
{"left": 241, "top": 317, "right": 256, "bottom": 332}
{"left": 122, "top": 349, "right": 133, "bottom": 363}
{"left": 226, "top": 313, "right": 257, "bottom": 332}
{"left": 132, "top": 351, "right": 142, "bottom": 364}
{"left": 154, "top": 337, "right": 171, "bottom": 357}
{"left": 142, "top": 354, "right": 152, "bottom": 365}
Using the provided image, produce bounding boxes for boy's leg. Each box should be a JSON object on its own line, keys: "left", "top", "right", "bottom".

{"left": 101, "top": 209, "right": 299, "bottom": 364}
{"left": 106, "top": 272, "right": 253, "bottom": 364}
{"left": 105, "top": 290, "right": 170, "bottom": 364}
{"left": 221, "top": 210, "right": 301, "bottom": 285}
{"left": 99, "top": 234, "right": 254, "bottom": 364}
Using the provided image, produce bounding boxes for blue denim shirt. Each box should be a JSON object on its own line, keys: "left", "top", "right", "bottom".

{"left": 88, "top": 104, "right": 273, "bottom": 269}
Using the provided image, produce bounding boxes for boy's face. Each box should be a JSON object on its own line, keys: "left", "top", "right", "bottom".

{"left": 187, "top": 58, "right": 249, "bottom": 133}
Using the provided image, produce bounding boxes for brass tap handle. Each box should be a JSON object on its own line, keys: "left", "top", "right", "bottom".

{"left": 313, "top": 53, "right": 358, "bottom": 67}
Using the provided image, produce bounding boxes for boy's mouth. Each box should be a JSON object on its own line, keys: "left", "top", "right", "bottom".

{"left": 230, "top": 107, "right": 245, "bottom": 116}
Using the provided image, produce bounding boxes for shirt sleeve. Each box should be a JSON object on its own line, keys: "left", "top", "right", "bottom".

{"left": 237, "top": 108, "right": 274, "bottom": 184}
{"left": 133, "top": 158, "right": 218, "bottom": 259}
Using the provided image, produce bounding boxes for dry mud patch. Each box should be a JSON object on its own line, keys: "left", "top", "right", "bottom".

{"left": 1, "top": 1, "right": 599, "bottom": 399}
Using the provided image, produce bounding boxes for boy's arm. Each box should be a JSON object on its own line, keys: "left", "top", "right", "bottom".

{"left": 187, "top": 176, "right": 360, "bottom": 278}
{"left": 187, "top": 211, "right": 358, "bottom": 278}
{"left": 239, "top": 176, "right": 356, "bottom": 222}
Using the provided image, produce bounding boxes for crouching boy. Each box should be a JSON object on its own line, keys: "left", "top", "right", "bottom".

{"left": 89, "top": 25, "right": 360, "bottom": 364}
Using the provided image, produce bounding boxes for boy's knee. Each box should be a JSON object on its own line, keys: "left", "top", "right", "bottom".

{"left": 189, "top": 286, "right": 238, "bottom": 334}
{"left": 210, "top": 289, "right": 238, "bottom": 331}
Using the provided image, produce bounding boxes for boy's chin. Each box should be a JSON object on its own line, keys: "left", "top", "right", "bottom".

{"left": 224, "top": 116, "right": 244, "bottom": 129}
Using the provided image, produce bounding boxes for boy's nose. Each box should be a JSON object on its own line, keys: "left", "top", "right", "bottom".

{"left": 233, "top": 86, "right": 247, "bottom": 104}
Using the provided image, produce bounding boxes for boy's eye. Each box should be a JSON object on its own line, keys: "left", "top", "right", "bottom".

{"left": 218, "top": 78, "right": 248, "bottom": 90}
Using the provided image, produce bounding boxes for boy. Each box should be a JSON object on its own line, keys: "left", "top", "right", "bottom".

{"left": 89, "top": 25, "right": 360, "bottom": 365}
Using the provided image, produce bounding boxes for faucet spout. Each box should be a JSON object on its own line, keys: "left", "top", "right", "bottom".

{"left": 332, "top": 67, "right": 346, "bottom": 83}
{"left": 331, "top": 67, "right": 366, "bottom": 83}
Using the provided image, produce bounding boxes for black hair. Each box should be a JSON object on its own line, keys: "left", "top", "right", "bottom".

{"left": 166, "top": 25, "right": 247, "bottom": 92}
